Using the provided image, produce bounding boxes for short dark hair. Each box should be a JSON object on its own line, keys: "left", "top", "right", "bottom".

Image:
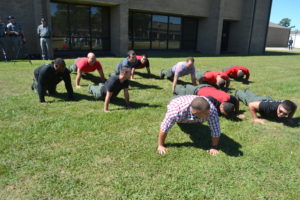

{"left": 282, "top": 100, "right": 297, "bottom": 113}
{"left": 127, "top": 50, "right": 136, "bottom": 57}
{"left": 186, "top": 57, "right": 194, "bottom": 63}
{"left": 141, "top": 54, "right": 148, "bottom": 59}
{"left": 191, "top": 97, "right": 210, "bottom": 112}
{"left": 54, "top": 58, "right": 66, "bottom": 68}
{"left": 222, "top": 102, "right": 235, "bottom": 115}
{"left": 217, "top": 79, "right": 225, "bottom": 88}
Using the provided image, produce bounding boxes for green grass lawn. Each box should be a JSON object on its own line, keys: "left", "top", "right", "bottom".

{"left": 0, "top": 53, "right": 300, "bottom": 199}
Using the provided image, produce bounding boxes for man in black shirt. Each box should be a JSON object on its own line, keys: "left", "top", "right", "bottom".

{"left": 88, "top": 67, "right": 132, "bottom": 112}
{"left": 31, "top": 58, "right": 74, "bottom": 104}
{"left": 236, "top": 89, "right": 297, "bottom": 124}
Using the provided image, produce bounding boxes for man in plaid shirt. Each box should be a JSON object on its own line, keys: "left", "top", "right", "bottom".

{"left": 157, "top": 95, "right": 221, "bottom": 156}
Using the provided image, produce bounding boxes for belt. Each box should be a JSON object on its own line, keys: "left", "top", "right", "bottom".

{"left": 40, "top": 36, "right": 50, "bottom": 38}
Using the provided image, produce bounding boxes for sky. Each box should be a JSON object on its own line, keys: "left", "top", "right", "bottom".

{"left": 270, "top": 0, "right": 300, "bottom": 30}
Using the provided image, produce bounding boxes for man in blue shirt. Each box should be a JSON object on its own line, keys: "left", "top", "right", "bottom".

{"left": 110, "top": 50, "right": 139, "bottom": 80}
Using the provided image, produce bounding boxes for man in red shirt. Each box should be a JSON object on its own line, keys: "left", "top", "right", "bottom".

{"left": 223, "top": 66, "right": 250, "bottom": 81}
{"left": 174, "top": 84, "right": 243, "bottom": 117}
{"left": 131, "top": 54, "right": 151, "bottom": 80}
{"left": 68, "top": 52, "right": 106, "bottom": 88}
{"left": 196, "top": 71, "right": 230, "bottom": 89}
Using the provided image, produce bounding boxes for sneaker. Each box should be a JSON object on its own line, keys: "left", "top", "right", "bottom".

{"left": 160, "top": 70, "right": 165, "bottom": 79}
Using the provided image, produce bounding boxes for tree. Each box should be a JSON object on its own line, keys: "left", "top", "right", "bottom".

{"left": 279, "top": 18, "right": 291, "bottom": 27}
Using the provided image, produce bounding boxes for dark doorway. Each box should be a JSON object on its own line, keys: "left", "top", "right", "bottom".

{"left": 181, "top": 17, "right": 198, "bottom": 50}
{"left": 221, "top": 21, "right": 230, "bottom": 53}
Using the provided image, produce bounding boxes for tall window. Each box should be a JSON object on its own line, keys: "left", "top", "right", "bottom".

{"left": 50, "top": 2, "right": 110, "bottom": 51}
{"left": 129, "top": 11, "right": 197, "bottom": 50}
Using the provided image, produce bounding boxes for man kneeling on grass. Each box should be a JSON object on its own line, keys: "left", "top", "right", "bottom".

{"left": 174, "top": 84, "right": 242, "bottom": 117}
{"left": 157, "top": 95, "right": 221, "bottom": 156}
{"left": 88, "top": 67, "right": 132, "bottom": 113}
{"left": 236, "top": 89, "right": 297, "bottom": 124}
{"left": 31, "top": 58, "right": 74, "bottom": 104}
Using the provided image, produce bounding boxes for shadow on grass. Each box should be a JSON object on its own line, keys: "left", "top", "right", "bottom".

{"left": 165, "top": 123, "right": 243, "bottom": 157}
{"left": 81, "top": 73, "right": 105, "bottom": 85}
{"left": 129, "top": 80, "right": 162, "bottom": 90}
{"left": 49, "top": 92, "right": 95, "bottom": 102}
{"left": 224, "top": 110, "right": 246, "bottom": 122}
{"left": 269, "top": 117, "right": 300, "bottom": 128}
{"left": 109, "top": 97, "right": 161, "bottom": 110}
{"left": 134, "top": 71, "right": 161, "bottom": 80}
{"left": 230, "top": 78, "right": 254, "bottom": 85}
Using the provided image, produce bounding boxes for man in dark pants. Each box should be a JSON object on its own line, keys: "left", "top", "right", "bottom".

{"left": 174, "top": 84, "right": 241, "bottom": 117}
{"left": 31, "top": 58, "right": 74, "bottom": 104}
{"left": 88, "top": 67, "right": 132, "bottom": 113}
{"left": 0, "top": 17, "right": 8, "bottom": 61}
{"left": 37, "top": 18, "right": 52, "bottom": 60}
{"left": 6, "top": 16, "right": 25, "bottom": 59}
{"left": 236, "top": 89, "right": 297, "bottom": 124}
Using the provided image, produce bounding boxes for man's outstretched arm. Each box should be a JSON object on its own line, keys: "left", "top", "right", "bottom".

{"left": 131, "top": 68, "right": 135, "bottom": 80}
{"left": 172, "top": 76, "right": 179, "bottom": 93}
{"left": 75, "top": 69, "right": 82, "bottom": 88}
{"left": 97, "top": 69, "right": 106, "bottom": 82}
{"left": 123, "top": 88, "right": 131, "bottom": 108}
{"left": 157, "top": 130, "right": 168, "bottom": 154}
{"left": 191, "top": 74, "right": 197, "bottom": 86}
{"left": 104, "top": 91, "right": 113, "bottom": 112}
{"left": 249, "top": 101, "right": 264, "bottom": 124}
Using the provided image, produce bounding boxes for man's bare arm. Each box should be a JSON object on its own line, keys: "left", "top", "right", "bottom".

{"left": 75, "top": 69, "right": 82, "bottom": 88}
{"left": 98, "top": 69, "right": 106, "bottom": 82}
{"left": 157, "top": 130, "right": 168, "bottom": 154}
{"left": 104, "top": 91, "right": 113, "bottom": 112}
{"left": 191, "top": 74, "right": 197, "bottom": 86}
{"left": 172, "top": 76, "right": 179, "bottom": 93}
{"left": 249, "top": 101, "right": 264, "bottom": 124}
{"left": 123, "top": 88, "right": 130, "bottom": 108}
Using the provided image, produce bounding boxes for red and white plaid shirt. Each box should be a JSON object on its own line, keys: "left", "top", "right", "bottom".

{"left": 160, "top": 95, "right": 221, "bottom": 137}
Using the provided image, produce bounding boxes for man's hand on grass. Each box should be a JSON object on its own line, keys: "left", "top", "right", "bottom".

{"left": 157, "top": 145, "right": 167, "bottom": 155}
{"left": 207, "top": 148, "right": 219, "bottom": 156}
{"left": 254, "top": 118, "right": 265, "bottom": 124}
{"left": 237, "top": 114, "right": 245, "bottom": 119}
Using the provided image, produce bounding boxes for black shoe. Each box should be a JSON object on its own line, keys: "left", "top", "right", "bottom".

{"left": 88, "top": 85, "right": 93, "bottom": 94}
{"left": 160, "top": 70, "right": 165, "bottom": 79}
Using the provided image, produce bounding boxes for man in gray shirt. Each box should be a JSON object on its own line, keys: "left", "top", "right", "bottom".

{"left": 6, "top": 16, "right": 25, "bottom": 59}
{"left": 0, "top": 17, "right": 8, "bottom": 61}
{"left": 37, "top": 18, "right": 52, "bottom": 60}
